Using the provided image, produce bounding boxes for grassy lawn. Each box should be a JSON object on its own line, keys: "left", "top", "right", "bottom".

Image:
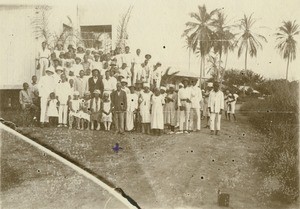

{"left": 0, "top": 109, "right": 298, "bottom": 209}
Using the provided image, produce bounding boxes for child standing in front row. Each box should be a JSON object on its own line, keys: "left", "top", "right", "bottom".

{"left": 80, "top": 91, "right": 91, "bottom": 130}
{"left": 101, "top": 92, "right": 112, "bottom": 131}
{"left": 90, "top": 89, "right": 102, "bottom": 130}
{"left": 47, "top": 92, "right": 59, "bottom": 127}
{"left": 69, "top": 91, "right": 81, "bottom": 129}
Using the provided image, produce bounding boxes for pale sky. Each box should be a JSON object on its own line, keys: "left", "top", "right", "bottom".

{"left": 78, "top": 0, "right": 300, "bottom": 81}
{"left": 3, "top": 0, "right": 300, "bottom": 81}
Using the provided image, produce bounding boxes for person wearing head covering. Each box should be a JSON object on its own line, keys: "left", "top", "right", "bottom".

{"left": 119, "top": 63, "right": 132, "bottom": 86}
{"left": 37, "top": 67, "right": 55, "bottom": 127}
{"left": 176, "top": 78, "right": 192, "bottom": 134}
{"left": 150, "top": 87, "right": 165, "bottom": 135}
{"left": 47, "top": 92, "right": 59, "bottom": 127}
{"left": 111, "top": 82, "right": 127, "bottom": 134}
{"left": 152, "top": 62, "right": 162, "bottom": 88}
{"left": 208, "top": 82, "right": 224, "bottom": 135}
{"left": 203, "top": 82, "right": 213, "bottom": 128}
{"left": 71, "top": 57, "right": 84, "bottom": 77}
{"left": 37, "top": 41, "right": 51, "bottom": 79}
{"left": 80, "top": 91, "right": 91, "bottom": 130}
{"left": 121, "top": 46, "right": 134, "bottom": 71}
{"left": 121, "top": 78, "right": 130, "bottom": 94}
{"left": 90, "top": 89, "right": 102, "bottom": 130}
{"left": 164, "top": 84, "right": 178, "bottom": 133}
{"left": 91, "top": 53, "right": 103, "bottom": 73}
{"left": 125, "top": 85, "right": 138, "bottom": 132}
{"left": 74, "top": 70, "right": 88, "bottom": 98}
{"left": 101, "top": 92, "right": 112, "bottom": 131}
{"left": 54, "top": 42, "right": 65, "bottom": 60}
{"left": 139, "top": 83, "right": 153, "bottom": 134}
{"left": 68, "top": 91, "right": 81, "bottom": 129}
{"left": 53, "top": 66, "right": 64, "bottom": 84}
{"left": 113, "top": 47, "right": 123, "bottom": 68}
{"left": 88, "top": 69, "right": 104, "bottom": 96}
{"left": 55, "top": 73, "right": 72, "bottom": 127}
{"left": 190, "top": 79, "right": 202, "bottom": 132}
{"left": 132, "top": 49, "right": 144, "bottom": 86}
{"left": 76, "top": 44, "right": 85, "bottom": 60}
{"left": 64, "top": 45, "right": 76, "bottom": 60}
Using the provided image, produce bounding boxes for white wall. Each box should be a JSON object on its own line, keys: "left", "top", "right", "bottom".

{"left": 0, "top": 5, "right": 78, "bottom": 89}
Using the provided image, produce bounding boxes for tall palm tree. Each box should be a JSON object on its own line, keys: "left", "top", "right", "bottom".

{"left": 183, "top": 5, "right": 218, "bottom": 84}
{"left": 184, "top": 35, "right": 194, "bottom": 71}
{"left": 211, "top": 12, "right": 235, "bottom": 81}
{"left": 275, "top": 20, "right": 299, "bottom": 80}
{"left": 236, "top": 14, "right": 267, "bottom": 71}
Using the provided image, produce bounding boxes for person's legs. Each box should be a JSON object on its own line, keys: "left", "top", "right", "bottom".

{"left": 91, "top": 120, "right": 94, "bottom": 130}
{"left": 62, "top": 105, "right": 68, "bottom": 125}
{"left": 210, "top": 113, "right": 216, "bottom": 134}
{"left": 195, "top": 108, "right": 201, "bottom": 131}
{"left": 215, "top": 113, "right": 221, "bottom": 135}
{"left": 119, "top": 112, "right": 125, "bottom": 133}
{"left": 185, "top": 103, "right": 191, "bottom": 132}
{"left": 179, "top": 109, "right": 185, "bottom": 132}
{"left": 103, "top": 121, "right": 107, "bottom": 130}
{"left": 108, "top": 122, "right": 111, "bottom": 130}
{"left": 114, "top": 112, "right": 119, "bottom": 133}
{"left": 58, "top": 105, "right": 63, "bottom": 126}
{"left": 40, "top": 97, "right": 47, "bottom": 125}
{"left": 80, "top": 119, "right": 84, "bottom": 130}
{"left": 69, "top": 115, "right": 73, "bottom": 129}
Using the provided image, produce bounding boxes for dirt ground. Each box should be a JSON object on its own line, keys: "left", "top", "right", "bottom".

{"left": 0, "top": 108, "right": 299, "bottom": 209}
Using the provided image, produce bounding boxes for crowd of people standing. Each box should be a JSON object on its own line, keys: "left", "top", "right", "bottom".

{"left": 19, "top": 41, "right": 239, "bottom": 136}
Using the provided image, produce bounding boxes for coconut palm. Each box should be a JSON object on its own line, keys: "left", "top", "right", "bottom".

{"left": 236, "top": 14, "right": 267, "bottom": 71}
{"left": 116, "top": 6, "right": 133, "bottom": 53}
{"left": 275, "top": 20, "right": 299, "bottom": 80}
{"left": 211, "top": 12, "right": 235, "bottom": 81}
{"left": 184, "top": 35, "right": 195, "bottom": 71}
{"left": 183, "top": 5, "right": 218, "bottom": 84}
{"left": 31, "top": 5, "right": 52, "bottom": 41}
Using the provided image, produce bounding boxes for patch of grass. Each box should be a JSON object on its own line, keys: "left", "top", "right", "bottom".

{"left": 241, "top": 80, "right": 299, "bottom": 203}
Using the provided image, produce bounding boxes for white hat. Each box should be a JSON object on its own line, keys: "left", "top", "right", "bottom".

{"left": 73, "top": 91, "right": 80, "bottom": 96}
{"left": 207, "top": 82, "right": 213, "bottom": 87}
{"left": 179, "top": 83, "right": 184, "bottom": 87}
{"left": 160, "top": 86, "right": 166, "bottom": 91}
{"left": 121, "top": 78, "right": 128, "bottom": 83}
{"left": 55, "top": 66, "right": 63, "bottom": 71}
{"left": 144, "top": 83, "right": 150, "bottom": 88}
{"left": 45, "top": 67, "right": 55, "bottom": 74}
{"left": 169, "top": 84, "right": 175, "bottom": 89}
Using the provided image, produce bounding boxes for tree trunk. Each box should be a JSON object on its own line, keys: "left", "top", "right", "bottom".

{"left": 220, "top": 52, "right": 228, "bottom": 85}
{"left": 218, "top": 52, "right": 222, "bottom": 82}
{"left": 245, "top": 42, "right": 248, "bottom": 70}
{"left": 286, "top": 54, "right": 290, "bottom": 81}
{"left": 189, "top": 49, "right": 191, "bottom": 71}
{"left": 199, "top": 56, "right": 203, "bottom": 86}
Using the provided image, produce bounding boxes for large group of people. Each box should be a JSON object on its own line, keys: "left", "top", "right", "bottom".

{"left": 19, "top": 41, "right": 239, "bottom": 136}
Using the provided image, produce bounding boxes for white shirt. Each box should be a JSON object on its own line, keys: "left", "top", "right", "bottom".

{"left": 38, "top": 47, "right": 51, "bottom": 59}
{"left": 152, "top": 66, "right": 162, "bottom": 80}
{"left": 38, "top": 75, "right": 55, "bottom": 98}
{"left": 177, "top": 87, "right": 192, "bottom": 106}
{"left": 190, "top": 86, "right": 202, "bottom": 108}
{"left": 122, "top": 53, "right": 133, "bottom": 67}
{"left": 72, "top": 64, "right": 84, "bottom": 77}
{"left": 133, "top": 54, "right": 144, "bottom": 65}
{"left": 91, "top": 61, "right": 103, "bottom": 71}
{"left": 55, "top": 82, "right": 71, "bottom": 104}
{"left": 208, "top": 90, "right": 224, "bottom": 113}
{"left": 102, "top": 77, "right": 117, "bottom": 91}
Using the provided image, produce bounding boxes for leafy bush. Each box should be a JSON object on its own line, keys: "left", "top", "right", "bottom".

{"left": 240, "top": 80, "right": 299, "bottom": 203}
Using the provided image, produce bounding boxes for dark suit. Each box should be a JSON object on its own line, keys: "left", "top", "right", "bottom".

{"left": 88, "top": 76, "right": 104, "bottom": 95}
{"left": 111, "top": 90, "right": 127, "bottom": 133}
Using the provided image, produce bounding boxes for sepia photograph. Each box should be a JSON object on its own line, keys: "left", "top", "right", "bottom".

{"left": 0, "top": 0, "right": 299, "bottom": 208}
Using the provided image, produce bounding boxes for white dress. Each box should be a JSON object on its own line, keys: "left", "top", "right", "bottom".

{"left": 47, "top": 99, "right": 59, "bottom": 117}
{"left": 81, "top": 99, "right": 91, "bottom": 121}
{"left": 151, "top": 95, "right": 165, "bottom": 129}
{"left": 69, "top": 99, "right": 81, "bottom": 118}
{"left": 126, "top": 93, "right": 138, "bottom": 131}
{"left": 102, "top": 101, "right": 112, "bottom": 122}
{"left": 139, "top": 91, "right": 152, "bottom": 123}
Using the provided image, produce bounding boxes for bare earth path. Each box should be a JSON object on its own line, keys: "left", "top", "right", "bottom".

{"left": 0, "top": 109, "right": 299, "bottom": 209}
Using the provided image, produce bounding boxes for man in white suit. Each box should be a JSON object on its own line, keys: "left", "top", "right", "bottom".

{"left": 208, "top": 82, "right": 224, "bottom": 135}
{"left": 38, "top": 67, "right": 55, "bottom": 127}
{"left": 190, "top": 79, "right": 202, "bottom": 132}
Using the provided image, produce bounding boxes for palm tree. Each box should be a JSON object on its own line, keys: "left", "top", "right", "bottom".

{"left": 236, "top": 14, "right": 267, "bottom": 71}
{"left": 211, "top": 12, "right": 235, "bottom": 82}
{"left": 184, "top": 35, "right": 194, "bottom": 71}
{"left": 183, "top": 5, "right": 218, "bottom": 85}
{"left": 116, "top": 6, "right": 133, "bottom": 53}
{"left": 275, "top": 20, "right": 299, "bottom": 80}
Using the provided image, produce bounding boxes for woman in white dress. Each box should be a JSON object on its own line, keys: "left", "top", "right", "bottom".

{"left": 126, "top": 85, "right": 138, "bottom": 131}
{"left": 68, "top": 91, "right": 81, "bottom": 129}
{"left": 80, "top": 92, "right": 91, "bottom": 130}
{"left": 101, "top": 92, "right": 112, "bottom": 131}
{"left": 151, "top": 88, "right": 165, "bottom": 135}
{"left": 139, "top": 83, "right": 152, "bottom": 134}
